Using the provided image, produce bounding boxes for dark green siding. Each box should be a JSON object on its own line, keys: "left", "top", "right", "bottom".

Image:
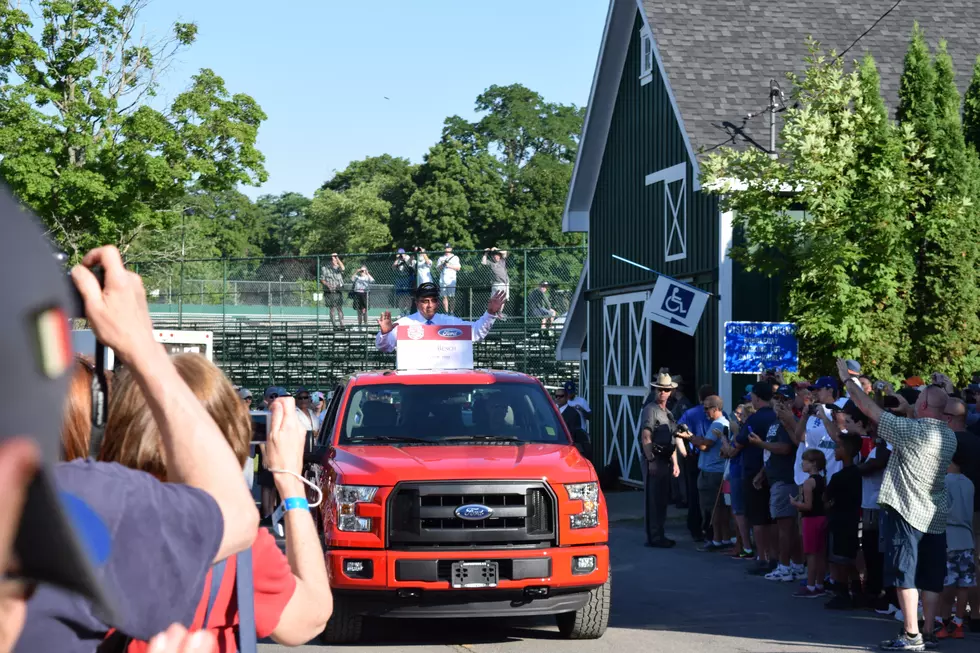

{"left": 584, "top": 11, "right": 722, "bottom": 482}
{"left": 590, "top": 12, "right": 720, "bottom": 292}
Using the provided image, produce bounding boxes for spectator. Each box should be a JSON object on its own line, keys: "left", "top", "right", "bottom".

{"left": 482, "top": 247, "right": 509, "bottom": 305}
{"left": 824, "top": 433, "right": 863, "bottom": 610}
{"left": 320, "top": 254, "right": 346, "bottom": 330}
{"left": 836, "top": 361, "right": 957, "bottom": 651}
{"left": 677, "top": 394, "right": 731, "bottom": 551}
{"left": 392, "top": 249, "right": 416, "bottom": 316}
{"left": 857, "top": 407, "right": 894, "bottom": 612}
{"left": 935, "top": 447, "right": 975, "bottom": 641}
{"left": 99, "top": 355, "right": 333, "bottom": 650}
{"left": 564, "top": 380, "right": 591, "bottom": 423}
{"left": 435, "top": 244, "right": 461, "bottom": 315}
{"left": 554, "top": 387, "right": 589, "bottom": 455}
{"left": 310, "top": 392, "right": 325, "bottom": 420}
{"left": 722, "top": 402, "right": 755, "bottom": 560}
{"left": 676, "top": 384, "right": 716, "bottom": 543}
{"left": 528, "top": 281, "right": 557, "bottom": 330}
{"left": 294, "top": 387, "right": 320, "bottom": 435}
{"left": 639, "top": 371, "right": 681, "bottom": 548}
{"left": 940, "top": 397, "right": 980, "bottom": 629}
{"left": 413, "top": 247, "right": 433, "bottom": 285}
{"left": 752, "top": 385, "right": 804, "bottom": 583}
{"left": 792, "top": 448, "right": 829, "bottom": 598}
{"left": 350, "top": 266, "right": 374, "bottom": 329}
{"left": 19, "top": 245, "right": 260, "bottom": 653}
{"left": 736, "top": 384, "right": 779, "bottom": 575}
{"left": 238, "top": 387, "right": 253, "bottom": 409}
{"left": 793, "top": 377, "right": 844, "bottom": 483}
{"left": 61, "top": 356, "right": 111, "bottom": 461}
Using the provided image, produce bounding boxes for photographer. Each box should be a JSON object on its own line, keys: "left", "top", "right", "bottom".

{"left": 18, "top": 245, "right": 260, "bottom": 652}
{"left": 99, "top": 355, "right": 332, "bottom": 649}
{"left": 320, "top": 254, "right": 345, "bottom": 330}
{"left": 481, "top": 247, "right": 510, "bottom": 305}
{"left": 392, "top": 248, "right": 416, "bottom": 316}
{"left": 412, "top": 247, "right": 433, "bottom": 286}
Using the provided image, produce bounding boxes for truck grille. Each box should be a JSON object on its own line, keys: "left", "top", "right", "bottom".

{"left": 387, "top": 481, "right": 557, "bottom": 549}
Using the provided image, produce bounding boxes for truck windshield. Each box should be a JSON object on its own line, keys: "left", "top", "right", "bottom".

{"left": 338, "top": 382, "right": 568, "bottom": 446}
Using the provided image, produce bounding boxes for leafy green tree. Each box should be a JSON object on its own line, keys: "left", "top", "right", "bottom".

{"left": 255, "top": 192, "right": 312, "bottom": 257}
{"left": 964, "top": 55, "right": 980, "bottom": 155}
{"left": 323, "top": 155, "right": 418, "bottom": 246}
{"left": 302, "top": 183, "right": 392, "bottom": 254}
{"left": 403, "top": 141, "right": 476, "bottom": 249}
{"left": 0, "top": 0, "right": 267, "bottom": 260}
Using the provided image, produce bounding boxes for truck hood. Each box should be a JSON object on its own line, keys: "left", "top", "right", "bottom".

{"left": 331, "top": 443, "right": 596, "bottom": 486}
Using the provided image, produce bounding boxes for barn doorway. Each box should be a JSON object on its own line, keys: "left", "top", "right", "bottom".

{"left": 651, "top": 322, "right": 697, "bottom": 406}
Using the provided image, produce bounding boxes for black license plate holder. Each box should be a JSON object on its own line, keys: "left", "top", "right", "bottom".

{"left": 451, "top": 561, "right": 499, "bottom": 589}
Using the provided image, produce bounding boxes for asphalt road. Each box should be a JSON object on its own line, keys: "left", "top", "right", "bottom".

{"left": 260, "top": 523, "right": 979, "bottom": 652}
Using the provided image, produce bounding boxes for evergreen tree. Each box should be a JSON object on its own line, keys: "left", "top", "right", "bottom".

{"left": 964, "top": 55, "right": 980, "bottom": 154}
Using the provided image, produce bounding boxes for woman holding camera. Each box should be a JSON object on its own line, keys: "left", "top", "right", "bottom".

{"left": 98, "top": 354, "right": 333, "bottom": 651}
{"left": 350, "top": 266, "right": 374, "bottom": 329}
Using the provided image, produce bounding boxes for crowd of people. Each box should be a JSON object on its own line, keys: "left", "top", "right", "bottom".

{"left": 0, "top": 192, "right": 334, "bottom": 653}
{"left": 643, "top": 361, "right": 980, "bottom": 651}
{"left": 319, "top": 245, "right": 559, "bottom": 330}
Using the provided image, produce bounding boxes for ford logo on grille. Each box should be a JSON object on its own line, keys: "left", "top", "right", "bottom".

{"left": 437, "top": 328, "right": 462, "bottom": 338}
{"left": 455, "top": 504, "right": 493, "bottom": 520}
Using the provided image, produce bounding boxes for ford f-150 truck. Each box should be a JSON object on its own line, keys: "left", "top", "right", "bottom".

{"left": 311, "top": 369, "right": 610, "bottom": 643}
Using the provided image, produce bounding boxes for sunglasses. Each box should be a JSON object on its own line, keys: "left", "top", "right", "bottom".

{"left": 554, "top": 393, "right": 566, "bottom": 398}
{"left": 296, "top": 395, "right": 310, "bottom": 400}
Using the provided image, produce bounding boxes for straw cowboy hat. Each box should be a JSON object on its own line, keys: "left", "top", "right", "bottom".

{"left": 651, "top": 369, "right": 678, "bottom": 390}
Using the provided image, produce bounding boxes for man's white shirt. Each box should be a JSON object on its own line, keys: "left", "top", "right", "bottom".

{"left": 375, "top": 311, "right": 497, "bottom": 352}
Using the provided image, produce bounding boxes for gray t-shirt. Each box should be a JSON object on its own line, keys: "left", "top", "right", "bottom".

{"left": 945, "top": 472, "right": 976, "bottom": 551}
{"left": 487, "top": 258, "right": 509, "bottom": 285}
{"left": 764, "top": 422, "right": 796, "bottom": 484}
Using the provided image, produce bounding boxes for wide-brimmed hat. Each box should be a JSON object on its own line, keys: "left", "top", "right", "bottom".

{"left": 651, "top": 370, "right": 678, "bottom": 390}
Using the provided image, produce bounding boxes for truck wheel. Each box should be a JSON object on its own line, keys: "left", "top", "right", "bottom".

{"left": 319, "top": 600, "right": 364, "bottom": 644}
{"left": 555, "top": 576, "right": 610, "bottom": 639}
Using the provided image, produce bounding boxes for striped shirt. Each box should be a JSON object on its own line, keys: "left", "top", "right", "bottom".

{"left": 877, "top": 411, "right": 958, "bottom": 534}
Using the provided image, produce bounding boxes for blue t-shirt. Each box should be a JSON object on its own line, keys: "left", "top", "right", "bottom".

{"left": 678, "top": 405, "right": 710, "bottom": 455}
{"left": 18, "top": 460, "right": 224, "bottom": 653}
{"left": 738, "top": 407, "right": 778, "bottom": 476}
{"left": 699, "top": 416, "right": 729, "bottom": 473}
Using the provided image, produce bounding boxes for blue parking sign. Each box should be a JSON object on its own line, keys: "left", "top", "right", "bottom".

{"left": 724, "top": 322, "right": 798, "bottom": 373}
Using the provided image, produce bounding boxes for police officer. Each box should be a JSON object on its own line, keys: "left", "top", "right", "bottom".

{"left": 640, "top": 369, "right": 681, "bottom": 548}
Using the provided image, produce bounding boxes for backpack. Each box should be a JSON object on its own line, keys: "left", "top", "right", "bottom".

{"left": 99, "top": 549, "right": 257, "bottom": 653}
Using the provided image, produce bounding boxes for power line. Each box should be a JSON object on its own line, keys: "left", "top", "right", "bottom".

{"left": 836, "top": 0, "right": 905, "bottom": 61}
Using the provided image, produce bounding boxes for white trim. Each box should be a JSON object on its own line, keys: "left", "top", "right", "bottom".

{"left": 634, "top": 0, "right": 701, "bottom": 191}
{"left": 639, "top": 73, "right": 652, "bottom": 86}
{"left": 639, "top": 24, "right": 654, "bottom": 81}
{"left": 718, "top": 210, "right": 734, "bottom": 411}
{"left": 645, "top": 163, "right": 688, "bottom": 263}
{"left": 644, "top": 162, "right": 685, "bottom": 186}
{"left": 555, "top": 260, "right": 590, "bottom": 361}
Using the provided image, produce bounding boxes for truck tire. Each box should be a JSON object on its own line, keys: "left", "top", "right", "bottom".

{"left": 319, "top": 600, "right": 364, "bottom": 644}
{"left": 555, "top": 576, "right": 610, "bottom": 639}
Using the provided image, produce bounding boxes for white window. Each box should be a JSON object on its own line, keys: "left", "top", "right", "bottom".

{"left": 644, "top": 163, "right": 687, "bottom": 262}
{"left": 639, "top": 25, "right": 653, "bottom": 85}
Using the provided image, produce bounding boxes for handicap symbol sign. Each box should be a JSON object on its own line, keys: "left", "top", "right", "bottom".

{"left": 644, "top": 276, "right": 710, "bottom": 337}
{"left": 661, "top": 284, "right": 693, "bottom": 318}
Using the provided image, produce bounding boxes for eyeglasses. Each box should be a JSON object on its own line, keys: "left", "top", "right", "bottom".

{"left": 554, "top": 393, "right": 566, "bottom": 399}
{"left": 296, "top": 395, "right": 310, "bottom": 400}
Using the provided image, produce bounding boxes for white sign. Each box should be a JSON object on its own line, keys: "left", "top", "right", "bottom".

{"left": 643, "top": 276, "right": 709, "bottom": 336}
{"left": 396, "top": 324, "right": 474, "bottom": 370}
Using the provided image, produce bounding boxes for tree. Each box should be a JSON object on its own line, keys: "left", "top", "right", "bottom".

{"left": 964, "top": 55, "right": 980, "bottom": 155}
{"left": 255, "top": 192, "right": 312, "bottom": 257}
{"left": 323, "top": 155, "right": 418, "bottom": 246}
{"left": 302, "top": 182, "right": 392, "bottom": 255}
{"left": 403, "top": 141, "right": 476, "bottom": 249}
{"left": 0, "top": 0, "right": 266, "bottom": 259}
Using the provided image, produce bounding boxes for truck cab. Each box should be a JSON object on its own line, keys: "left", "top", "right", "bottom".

{"left": 311, "top": 368, "right": 610, "bottom": 643}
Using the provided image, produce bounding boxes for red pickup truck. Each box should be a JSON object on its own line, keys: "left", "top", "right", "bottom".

{"left": 309, "top": 368, "right": 610, "bottom": 643}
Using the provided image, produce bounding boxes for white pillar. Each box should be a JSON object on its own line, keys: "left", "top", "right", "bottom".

{"left": 718, "top": 210, "right": 734, "bottom": 411}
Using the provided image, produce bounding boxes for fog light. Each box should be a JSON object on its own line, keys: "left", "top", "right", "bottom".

{"left": 573, "top": 555, "right": 596, "bottom": 575}
{"left": 343, "top": 559, "right": 372, "bottom": 579}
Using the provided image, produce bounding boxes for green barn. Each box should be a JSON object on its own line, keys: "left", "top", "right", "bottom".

{"left": 556, "top": 0, "right": 979, "bottom": 484}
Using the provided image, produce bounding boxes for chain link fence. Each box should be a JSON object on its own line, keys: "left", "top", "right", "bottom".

{"left": 130, "top": 247, "right": 586, "bottom": 392}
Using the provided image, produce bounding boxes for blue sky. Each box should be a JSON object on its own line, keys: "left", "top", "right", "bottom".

{"left": 139, "top": 0, "right": 608, "bottom": 199}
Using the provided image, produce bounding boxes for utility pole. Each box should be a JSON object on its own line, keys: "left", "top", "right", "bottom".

{"left": 768, "top": 79, "right": 785, "bottom": 160}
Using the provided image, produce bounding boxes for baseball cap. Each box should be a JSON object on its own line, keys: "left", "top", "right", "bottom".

{"left": 415, "top": 282, "right": 440, "bottom": 298}
{"left": 775, "top": 385, "right": 796, "bottom": 400}
{"left": 845, "top": 359, "right": 862, "bottom": 375}
{"left": 563, "top": 380, "right": 577, "bottom": 394}
{"left": 905, "top": 376, "right": 925, "bottom": 388}
{"left": 264, "top": 386, "right": 288, "bottom": 400}
{"left": 1, "top": 187, "right": 117, "bottom": 621}
{"left": 751, "top": 384, "right": 774, "bottom": 402}
{"left": 311, "top": 391, "right": 324, "bottom": 402}
{"left": 238, "top": 387, "right": 252, "bottom": 400}
{"left": 813, "top": 376, "right": 839, "bottom": 391}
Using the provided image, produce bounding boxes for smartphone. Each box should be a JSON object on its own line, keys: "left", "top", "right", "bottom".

{"left": 250, "top": 410, "right": 270, "bottom": 444}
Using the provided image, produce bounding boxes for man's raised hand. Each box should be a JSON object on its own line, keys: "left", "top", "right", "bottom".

{"left": 377, "top": 311, "right": 394, "bottom": 334}
{"left": 488, "top": 290, "right": 507, "bottom": 315}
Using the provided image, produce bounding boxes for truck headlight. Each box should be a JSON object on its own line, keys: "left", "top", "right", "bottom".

{"left": 334, "top": 485, "right": 378, "bottom": 532}
{"left": 564, "top": 482, "right": 599, "bottom": 529}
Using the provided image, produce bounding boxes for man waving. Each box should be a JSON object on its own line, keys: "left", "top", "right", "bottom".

{"left": 375, "top": 282, "right": 506, "bottom": 352}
